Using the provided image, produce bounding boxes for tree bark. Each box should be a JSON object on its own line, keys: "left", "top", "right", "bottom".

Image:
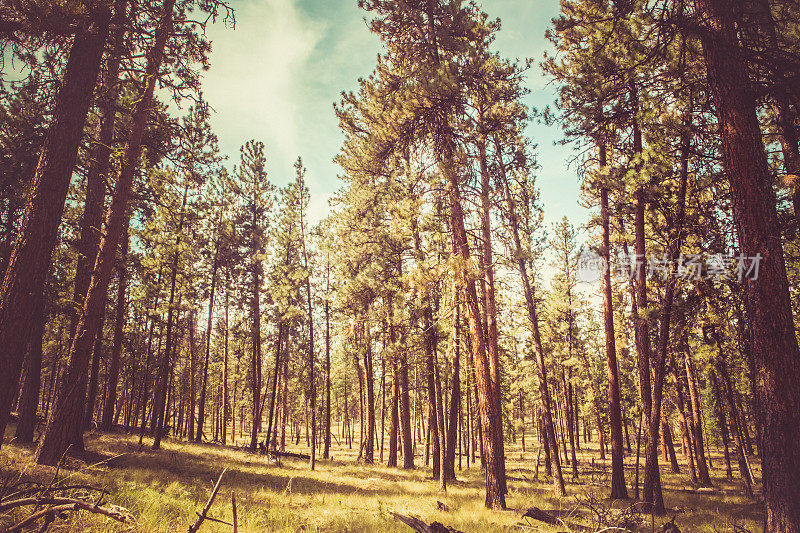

{"left": 693, "top": 1, "right": 800, "bottom": 528}
{"left": 0, "top": 3, "right": 111, "bottom": 447}
{"left": 477, "top": 138, "right": 505, "bottom": 494}
{"left": 601, "top": 180, "right": 628, "bottom": 500}
{"left": 35, "top": 0, "right": 173, "bottom": 465}
{"left": 15, "top": 304, "right": 46, "bottom": 443}
{"left": 153, "top": 182, "right": 189, "bottom": 449}
{"left": 495, "top": 138, "right": 565, "bottom": 496}
{"left": 442, "top": 148, "right": 505, "bottom": 509}
{"left": 684, "top": 340, "right": 712, "bottom": 486}
{"left": 196, "top": 239, "right": 219, "bottom": 442}
{"left": 101, "top": 224, "right": 129, "bottom": 431}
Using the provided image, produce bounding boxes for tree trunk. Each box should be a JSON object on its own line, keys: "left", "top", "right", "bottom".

{"left": 15, "top": 304, "right": 46, "bottom": 443}
{"left": 444, "top": 294, "right": 461, "bottom": 482}
{"left": 684, "top": 340, "right": 712, "bottom": 486}
{"left": 442, "top": 148, "right": 504, "bottom": 509}
{"left": 495, "top": 138, "right": 565, "bottom": 497}
{"left": 711, "top": 371, "right": 733, "bottom": 480}
{"left": 197, "top": 240, "right": 219, "bottom": 442}
{"left": 601, "top": 181, "right": 628, "bottom": 500}
{"left": 693, "top": 1, "right": 800, "bottom": 527}
{"left": 0, "top": 3, "right": 111, "bottom": 447}
{"left": 363, "top": 311, "right": 376, "bottom": 464}
{"left": 222, "top": 273, "right": 229, "bottom": 444}
{"left": 323, "top": 268, "right": 332, "bottom": 459}
{"left": 153, "top": 182, "right": 189, "bottom": 449}
{"left": 101, "top": 225, "right": 129, "bottom": 431}
{"left": 35, "top": 0, "right": 173, "bottom": 465}
{"left": 477, "top": 138, "right": 505, "bottom": 494}
{"left": 70, "top": 0, "right": 127, "bottom": 433}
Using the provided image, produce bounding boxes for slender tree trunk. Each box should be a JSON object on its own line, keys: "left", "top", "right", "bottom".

{"left": 249, "top": 225, "right": 263, "bottom": 452}
{"left": 0, "top": 3, "right": 111, "bottom": 447}
{"left": 35, "top": 0, "right": 173, "bottom": 464}
{"left": 477, "top": 137, "right": 506, "bottom": 494}
{"left": 196, "top": 240, "right": 219, "bottom": 442}
{"left": 715, "top": 343, "right": 754, "bottom": 497}
{"left": 601, "top": 180, "right": 628, "bottom": 500}
{"left": 387, "top": 296, "right": 399, "bottom": 468}
{"left": 153, "top": 182, "right": 189, "bottom": 450}
{"left": 711, "top": 372, "right": 733, "bottom": 479}
{"left": 187, "top": 311, "right": 197, "bottom": 441}
{"left": 222, "top": 273, "right": 229, "bottom": 445}
{"left": 101, "top": 224, "right": 129, "bottom": 431}
{"left": 323, "top": 268, "right": 332, "bottom": 459}
{"left": 363, "top": 311, "right": 376, "bottom": 464}
{"left": 684, "top": 340, "right": 712, "bottom": 486}
{"left": 15, "top": 304, "right": 46, "bottom": 443}
{"left": 84, "top": 315, "right": 104, "bottom": 430}
{"left": 444, "top": 293, "right": 461, "bottom": 481}
{"left": 495, "top": 138, "right": 564, "bottom": 496}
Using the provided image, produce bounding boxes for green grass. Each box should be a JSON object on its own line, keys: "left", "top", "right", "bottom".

{"left": 0, "top": 427, "right": 763, "bottom": 532}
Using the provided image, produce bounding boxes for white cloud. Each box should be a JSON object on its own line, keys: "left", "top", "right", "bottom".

{"left": 202, "top": 0, "right": 326, "bottom": 175}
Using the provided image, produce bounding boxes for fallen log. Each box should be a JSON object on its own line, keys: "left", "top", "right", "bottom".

{"left": 521, "top": 506, "right": 560, "bottom": 525}
{"left": 270, "top": 450, "right": 310, "bottom": 460}
{"left": 392, "top": 512, "right": 464, "bottom": 533}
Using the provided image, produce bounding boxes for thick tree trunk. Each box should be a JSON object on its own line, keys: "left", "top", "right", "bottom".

{"left": 0, "top": 4, "right": 111, "bottom": 447}
{"left": 443, "top": 150, "right": 505, "bottom": 509}
{"left": 693, "top": 1, "right": 800, "bottom": 528}
{"left": 34, "top": 0, "right": 173, "bottom": 465}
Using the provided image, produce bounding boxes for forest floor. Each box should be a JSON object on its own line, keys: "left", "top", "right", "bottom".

{"left": 0, "top": 427, "right": 763, "bottom": 532}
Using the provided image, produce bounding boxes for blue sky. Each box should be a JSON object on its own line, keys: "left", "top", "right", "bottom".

{"left": 201, "top": 0, "right": 587, "bottom": 231}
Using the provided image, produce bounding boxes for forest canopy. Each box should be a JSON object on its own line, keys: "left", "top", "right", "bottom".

{"left": 0, "top": 0, "right": 799, "bottom": 532}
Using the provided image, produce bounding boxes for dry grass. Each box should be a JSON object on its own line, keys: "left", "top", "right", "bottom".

{"left": 0, "top": 426, "right": 763, "bottom": 532}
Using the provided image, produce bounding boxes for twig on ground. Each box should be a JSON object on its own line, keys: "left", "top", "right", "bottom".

{"left": 187, "top": 468, "right": 227, "bottom": 533}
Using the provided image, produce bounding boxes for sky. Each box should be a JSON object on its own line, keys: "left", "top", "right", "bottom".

{"left": 200, "top": 0, "right": 588, "bottom": 232}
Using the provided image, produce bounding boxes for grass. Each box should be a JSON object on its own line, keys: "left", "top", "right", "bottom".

{"left": 0, "top": 426, "right": 763, "bottom": 532}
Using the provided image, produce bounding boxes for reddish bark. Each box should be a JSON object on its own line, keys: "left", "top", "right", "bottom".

{"left": 694, "top": 0, "right": 800, "bottom": 528}
{"left": 600, "top": 181, "right": 627, "bottom": 500}
{"left": 0, "top": 3, "right": 111, "bottom": 447}
{"left": 35, "top": 0, "right": 175, "bottom": 465}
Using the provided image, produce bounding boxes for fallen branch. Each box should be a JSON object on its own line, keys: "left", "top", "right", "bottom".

{"left": 392, "top": 512, "right": 464, "bottom": 533}
{"left": 187, "top": 468, "right": 227, "bottom": 533}
{"left": 521, "top": 506, "right": 560, "bottom": 525}
{"left": 6, "top": 498, "right": 132, "bottom": 532}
